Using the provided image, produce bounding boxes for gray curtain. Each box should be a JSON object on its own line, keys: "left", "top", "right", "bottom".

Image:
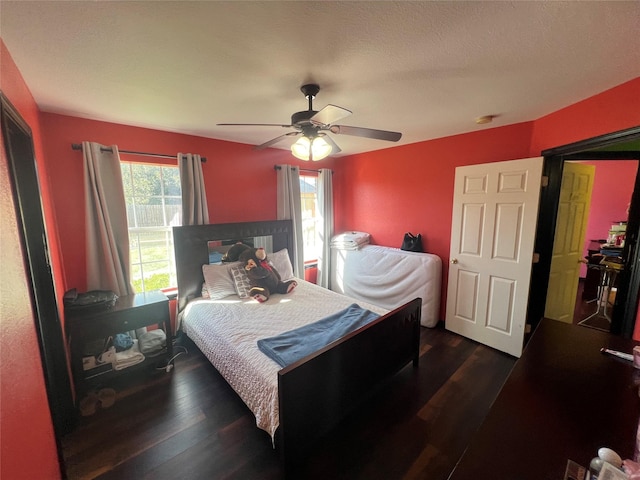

{"left": 83, "top": 141, "right": 134, "bottom": 296}
{"left": 276, "top": 165, "right": 304, "bottom": 277}
{"left": 179, "top": 153, "right": 209, "bottom": 225}
{"left": 317, "top": 168, "right": 334, "bottom": 288}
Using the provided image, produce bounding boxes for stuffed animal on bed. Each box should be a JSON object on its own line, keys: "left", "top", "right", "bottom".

{"left": 239, "top": 247, "right": 297, "bottom": 302}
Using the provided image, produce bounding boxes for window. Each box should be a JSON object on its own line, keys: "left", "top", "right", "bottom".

{"left": 300, "top": 174, "right": 319, "bottom": 262}
{"left": 121, "top": 162, "right": 181, "bottom": 293}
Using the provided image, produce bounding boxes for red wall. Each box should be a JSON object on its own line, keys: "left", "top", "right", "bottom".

{"left": 334, "top": 122, "right": 535, "bottom": 319}
{"left": 40, "top": 113, "right": 338, "bottom": 293}
{"left": 529, "top": 77, "right": 640, "bottom": 155}
{"left": 580, "top": 160, "right": 638, "bottom": 277}
{"left": 0, "top": 40, "right": 62, "bottom": 480}
{"left": 336, "top": 78, "right": 640, "bottom": 323}
{"left": 38, "top": 76, "right": 640, "bottom": 327}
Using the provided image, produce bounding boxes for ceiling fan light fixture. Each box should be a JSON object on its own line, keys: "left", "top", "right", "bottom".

{"left": 220, "top": 83, "right": 401, "bottom": 155}
{"left": 291, "top": 135, "right": 332, "bottom": 161}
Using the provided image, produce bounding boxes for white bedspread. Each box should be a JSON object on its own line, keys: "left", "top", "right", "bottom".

{"left": 330, "top": 244, "right": 442, "bottom": 327}
{"left": 181, "top": 279, "right": 387, "bottom": 440}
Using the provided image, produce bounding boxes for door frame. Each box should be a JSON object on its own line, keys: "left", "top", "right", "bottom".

{"left": 528, "top": 125, "right": 640, "bottom": 337}
{"left": 1, "top": 92, "right": 75, "bottom": 471}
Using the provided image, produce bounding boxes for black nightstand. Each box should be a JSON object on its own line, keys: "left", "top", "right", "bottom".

{"left": 66, "top": 291, "right": 173, "bottom": 399}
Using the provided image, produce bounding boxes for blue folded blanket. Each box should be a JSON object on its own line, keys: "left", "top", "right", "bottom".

{"left": 257, "top": 303, "right": 381, "bottom": 368}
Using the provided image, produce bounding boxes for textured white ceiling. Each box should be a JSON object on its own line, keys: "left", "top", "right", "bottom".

{"left": 2, "top": 1, "right": 639, "bottom": 156}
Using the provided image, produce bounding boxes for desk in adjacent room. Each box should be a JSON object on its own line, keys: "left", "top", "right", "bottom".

{"left": 448, "top": 319, "right": 640, "bottom": 480}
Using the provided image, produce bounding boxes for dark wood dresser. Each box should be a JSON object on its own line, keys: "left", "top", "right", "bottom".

{"left": 448, "top": 319, "right": 640, "bottom": 479}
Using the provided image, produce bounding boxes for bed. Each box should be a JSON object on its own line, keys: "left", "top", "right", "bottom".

{"left": 173, "top": 220, "right": 422, "bottom": 470}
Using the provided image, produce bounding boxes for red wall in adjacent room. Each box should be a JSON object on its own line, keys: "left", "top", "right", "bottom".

{"left": 581, "top": 160, "right": 638, "bottom": 276}
{"left": 584, "top": 161, "right": 638, "bottom": 243}
{"left": 40, "top": 113, "right": 338, "bottom": 293}
{"left": 0, "top": 40, "right": 62, "bottom": 480}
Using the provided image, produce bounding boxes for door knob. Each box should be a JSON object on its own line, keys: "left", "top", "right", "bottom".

{"left": 451, "top": 258, "right": 458, "bottom": 264}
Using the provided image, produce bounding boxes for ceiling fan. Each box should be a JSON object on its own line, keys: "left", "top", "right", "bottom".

{"left": 217, "top": 84, "right": 402, "bottom": 160}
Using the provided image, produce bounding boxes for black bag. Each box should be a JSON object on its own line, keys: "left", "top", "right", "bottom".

{"left": 401, "top": 232, "right": 423, "bottom": 253}
{"left": 64, "top": 288, "right": 118, "bottom": 313}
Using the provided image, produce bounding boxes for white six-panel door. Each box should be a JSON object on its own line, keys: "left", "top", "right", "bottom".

{"left": 446, "top": 157, "right": 543, "bottom": 357}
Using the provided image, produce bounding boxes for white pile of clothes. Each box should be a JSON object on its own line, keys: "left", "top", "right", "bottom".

{"left": 114, "top": 338, "right": 145, "bottom": 371}
{"left": 330, "top": 231, "right": 371, "bottom": 250}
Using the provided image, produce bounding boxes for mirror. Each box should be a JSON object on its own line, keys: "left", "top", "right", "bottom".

{"left": 207, "top": 235, "right": 273, "bottom": 264}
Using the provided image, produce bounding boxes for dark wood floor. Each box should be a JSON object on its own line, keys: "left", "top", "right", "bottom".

{"left": 61, "top": 326, "right": 516, "bottom": 480}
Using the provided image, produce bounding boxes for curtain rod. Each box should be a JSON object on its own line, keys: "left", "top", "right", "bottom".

{"left": 273, "top": 165, "right": 332, "bottom": 174}
{"left": 71, "top": 143, "right": 206, "bottom": 162}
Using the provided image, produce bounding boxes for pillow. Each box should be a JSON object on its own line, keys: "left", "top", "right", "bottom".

{"left": 202, "top": 262, "right": 239, "bottom": 300}
{"left": 270, "top": 248, "right": 295, "bottom": 281}
{"left": 230, "top": 265, "right": 252, "bottom": 298}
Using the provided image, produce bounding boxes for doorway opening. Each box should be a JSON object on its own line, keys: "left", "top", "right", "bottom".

{"left": 568, "top": 159, "right": 639, "bottom": 332}
{"left": 529, "top": 125, "right": 640, "bottom": 339}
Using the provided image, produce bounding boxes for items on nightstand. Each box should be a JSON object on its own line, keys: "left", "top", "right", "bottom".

{"left": 113, "top": 333, "right": 133, "bottom": 351}
{"left": 138, "top": 329, "right": 167, "bottom": 356}
{"left": 82, "top": 343, "right": 115, "bottom": 377}
{"left": 98, "top": 346, "right": 116, "bottom": 364}
{"left": 64, "top": 288, "right": 118, "bottom": 312}
{"left": 83, "top": 334, "right": 147, "bottom": 372}
{"left": 66, "top": 291, "right": 172, "bottom": 400}
{"left": 114, "top": 339, "right": 145, "bottom": 371}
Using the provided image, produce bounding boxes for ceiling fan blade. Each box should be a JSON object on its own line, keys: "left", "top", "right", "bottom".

{"left": 254, "top": 131, "right": 300, "bottom": 150}
{"left": 321, "top": 134, "right": 342, "bottom": 155}
{"left": 310, "top": 104, "right": 352, "bottom": 126}
{"left": 329, "top": 125, "right": 402, "bottom": 142}
{"left": 217, "top": 123, "right": 293, "bottom": 128}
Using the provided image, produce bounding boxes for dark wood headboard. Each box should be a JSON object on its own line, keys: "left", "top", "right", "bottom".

{"left": 172, "top": 220, "right": 294, "bottom": 316}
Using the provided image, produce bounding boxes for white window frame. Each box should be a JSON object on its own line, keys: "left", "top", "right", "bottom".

{"left": 121, "top": 161, "right": 181, "bottom": 293}
{"left": 300, "top": 173, "right": 320, "bottom": 264}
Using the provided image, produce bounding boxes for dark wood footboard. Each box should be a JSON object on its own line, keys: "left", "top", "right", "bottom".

{"left": 277, "top": 297, "right": 422, "bottom": 471}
